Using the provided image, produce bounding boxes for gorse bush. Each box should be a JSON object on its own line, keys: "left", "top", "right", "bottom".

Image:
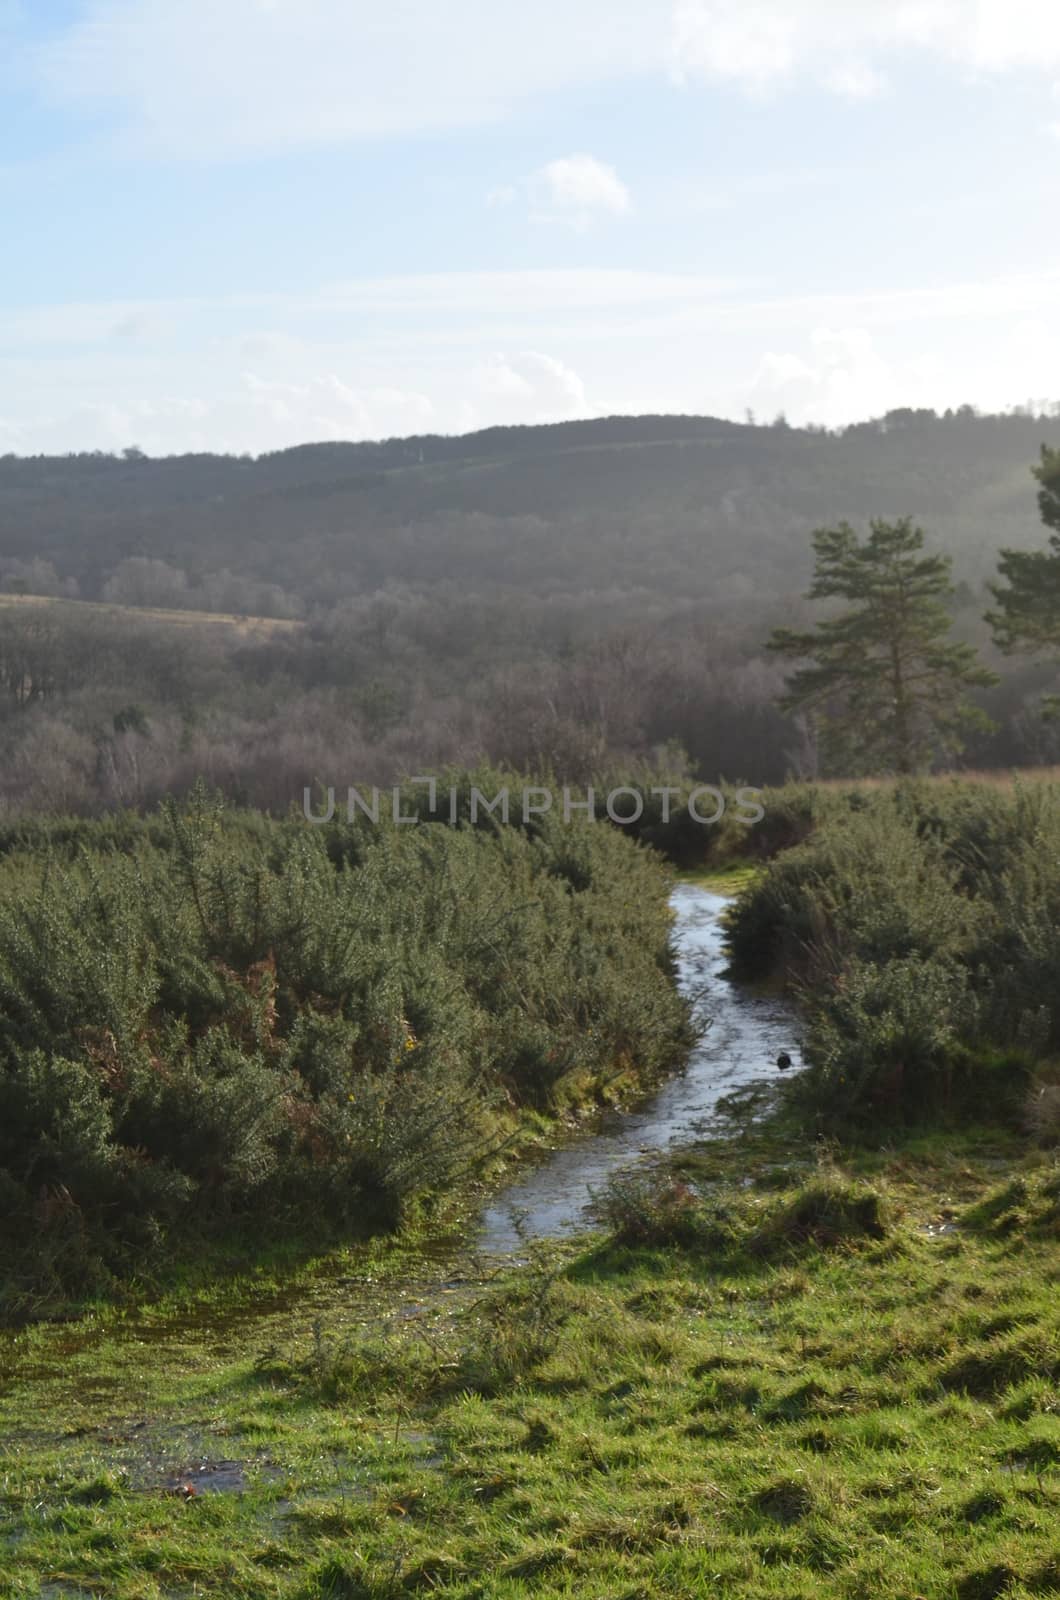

{"left": 0, "top": 788, "right": 691, "bottom": 1312}
{"left": 727, "top": 802, "right": 972, "bottom": 985}
{"left": 803, "top": 954, "right": 973, "bottom": 1120}
{"left": 726, "top": 778, "right": 1060, "bottom": 1126}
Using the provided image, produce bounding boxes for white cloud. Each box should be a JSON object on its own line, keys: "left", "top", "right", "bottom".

{"left": 753, "top": 350, "right": 817, "bottom": 390}
{"left": 36, "top": 0, "right": 664, "bottom": 155}
{"left": 3, "top": 268, "right": 1059, "bottom": 452}
{"left": 237, "top": 330, "right": 311, "bottom": 362}
{"left": 9, "top": 354, "right": 583, "bottom": 453}
{"left": 0, "top": 272, "right": 748, "bottom": 356}
{"left": 670, "top": 0, "right": 1060, "bottom": 97}
{"left": 242, "top": 373, "right": 434, "bottom": 440}
{"left": 4, "top": 267, "right": 1059, "bottom": 356}
{"left": 670, "top": 2, "right": 800, "bottom": 94}
{"left": 1003, "top": 318, "right": 1060, "bottom": 398}
{"left": 535, "top": 154, "right": 631, "bottom": 218}
{"left": 5, "top": 374, "right": 436, "bottom": 457}
{"left": 473, "top": 351, "right": 587, "bottom": 421}
{"left": 752, "top": 324, "right": 946, "bottom": 424}
{"left": 495, "top": 154, "right": 631, "bottom": 229}
{"left": 824, "top": 61, "right": 888, "bottom": 99}
{"left": 31, "top": 0, "right": 1060, "bottom": 158}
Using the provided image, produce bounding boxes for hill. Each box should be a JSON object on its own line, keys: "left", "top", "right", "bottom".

{"left": 2, "top": 408, "right": 1060, "bottom": 816}
{"left": 3, "top": 409, "right": 1060, "bottom": 616}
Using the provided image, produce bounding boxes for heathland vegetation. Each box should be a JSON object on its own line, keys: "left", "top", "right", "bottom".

{"left": 4, "top": 409, "right": 1060, "bottom": 818}
{"left": 2, "top": 419, "right": 1059, "bottom": 1322}
{"left": 0, "top": 788, "right": 692, "bottom": 1319}
{"left": 725, "top": 774, "right": 1060, "bottom": 1131}
{"left": 0, "top": 417, "right": 1058, "bottom": 1597}
{"left": 0, "top": 779, "right": 1056, "bottom": 1594}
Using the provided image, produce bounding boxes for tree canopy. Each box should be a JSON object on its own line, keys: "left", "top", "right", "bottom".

{"left": 769, "top": 517, "right": 997, "bottom": 775}
{"left": 988, "top": 447, "right": 1060, "bottom": 704}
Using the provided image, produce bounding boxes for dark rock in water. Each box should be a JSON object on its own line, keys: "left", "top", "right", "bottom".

{"left": 776, "top": 1052, "right": 793, "bottom": 1071}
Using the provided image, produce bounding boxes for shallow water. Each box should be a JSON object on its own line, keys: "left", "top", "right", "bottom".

{"left": 476, "top": 885, "right": 802, "bottom": 1252}
{"left": 0, "top": 884, "right": 801, "bottom": 1413}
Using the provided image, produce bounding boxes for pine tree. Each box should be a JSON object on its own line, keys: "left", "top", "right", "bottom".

{"left": 769, "top": 517, "right": 997, "bottom": 775}
{"left": 987, "top": 447, "right": 1060, "bottom": 711}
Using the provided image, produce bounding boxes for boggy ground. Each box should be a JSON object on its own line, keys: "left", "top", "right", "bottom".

{"left": 0, "top": 1112, "right": 1056, "bottom": 1600}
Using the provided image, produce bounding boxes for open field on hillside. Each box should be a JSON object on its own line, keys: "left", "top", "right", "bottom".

{"left": 0, "top": 591, "right": 303, "bottom": 636}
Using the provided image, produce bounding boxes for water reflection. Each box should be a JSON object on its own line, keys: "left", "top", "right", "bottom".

{"left": 476, "top": 886, "right": 801, "bottom": 1252}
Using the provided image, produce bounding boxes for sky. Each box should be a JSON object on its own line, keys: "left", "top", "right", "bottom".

{"left": 2, "top": 0, "right": 1060, "bottom": 455}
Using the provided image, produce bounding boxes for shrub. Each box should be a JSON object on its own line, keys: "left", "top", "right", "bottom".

{"left": 0, "top": 786, "right": 693, "bottom": 1312}
{"left": 726, "top": 778, "right": 1060, "bottom": 1124}
{"left": 799, "top": 955, "right": 974, "bottom": 1124}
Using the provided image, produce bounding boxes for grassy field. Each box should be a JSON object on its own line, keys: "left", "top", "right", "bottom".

{"left": 1, "top": 1112, "right": 1056, "bottom": 1600}
{"left": 0, "top": 591, "right": 303, "bottom": 635}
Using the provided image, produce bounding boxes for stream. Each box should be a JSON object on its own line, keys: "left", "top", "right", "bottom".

{"left": 476, "top": 884, "right": 802, "bottom": 1252}
{"left": 0, "top": 885, "right": 803, "bottom": 1397}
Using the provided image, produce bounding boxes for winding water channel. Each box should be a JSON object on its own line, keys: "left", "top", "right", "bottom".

{"left": 477, "top": 883, "right": 802, "bottom": 1252}
{"left": 0, "top": 885, "right": 803, "bottom": 1401}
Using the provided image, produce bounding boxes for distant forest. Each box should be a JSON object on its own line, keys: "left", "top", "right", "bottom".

{"left": 2, "top": 406, "right": 1060, "bottom": 815}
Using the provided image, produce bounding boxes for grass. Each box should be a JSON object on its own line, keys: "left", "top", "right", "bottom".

{"left": 1, "top": 1118, "right": 1056, "bottom": 1599}
{"left": 0, "top": 591, "right": 302, "bottom": 634}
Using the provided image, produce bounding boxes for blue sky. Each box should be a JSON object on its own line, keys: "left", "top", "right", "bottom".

{"left": 2, "top": 0, "right": 1059, "bottom": 454}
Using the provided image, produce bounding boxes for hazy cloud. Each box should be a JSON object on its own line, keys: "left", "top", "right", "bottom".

{"left": 473, "top": 351, "right": 587, "bottom": 421}
{"left": 4, "top": 267, "right": 1059, "bottom": 451}
{"left": 533, "top": 155, "right": 631, "bottom": 221}
{"left": 824, "top": 61, "right": 888, "bottom": 100}
{"left": 31, "top": 0, "right": 1060, "bottom": 160}
{"left": 242, "top": 372, "right": 434, "bottom": 440}
{"left": 486, "top": 184, "right": 518, "bottom": 209}
{"left": 36, "top": 0, "right": 663, "bottom": 155}
{"left": 670, "top": 0, "right": 1060, "bottom": 96}
{"left": 752, "top": 325, "right": 942, "bottom": 423}
{"left": 494, "top": 154, "right": 631, "bottom": 229}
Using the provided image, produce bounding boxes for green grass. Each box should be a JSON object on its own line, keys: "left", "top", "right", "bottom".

{"left": 675, "top": 862, "right": 761, "bottom": 895}
{"left": 1, "top": 1121, "right": 1056, "bottom": 1599}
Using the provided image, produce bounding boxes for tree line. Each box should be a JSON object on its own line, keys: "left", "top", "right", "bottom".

{"left": 2, "top": 413, "right": 1060, "bottom": 813}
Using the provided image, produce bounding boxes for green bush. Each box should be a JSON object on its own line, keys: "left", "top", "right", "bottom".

{"left": 800, "top": 955, "right": 974, "bottom": 1123}
{"left": 726, "top": 778, "right": 1059, "bottom": 1124}
{"left": 728, "top": 802, "right": 972, "bottom": 984}
{"left": 0, "top": 786, "right": 692, "bottom": 1312}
